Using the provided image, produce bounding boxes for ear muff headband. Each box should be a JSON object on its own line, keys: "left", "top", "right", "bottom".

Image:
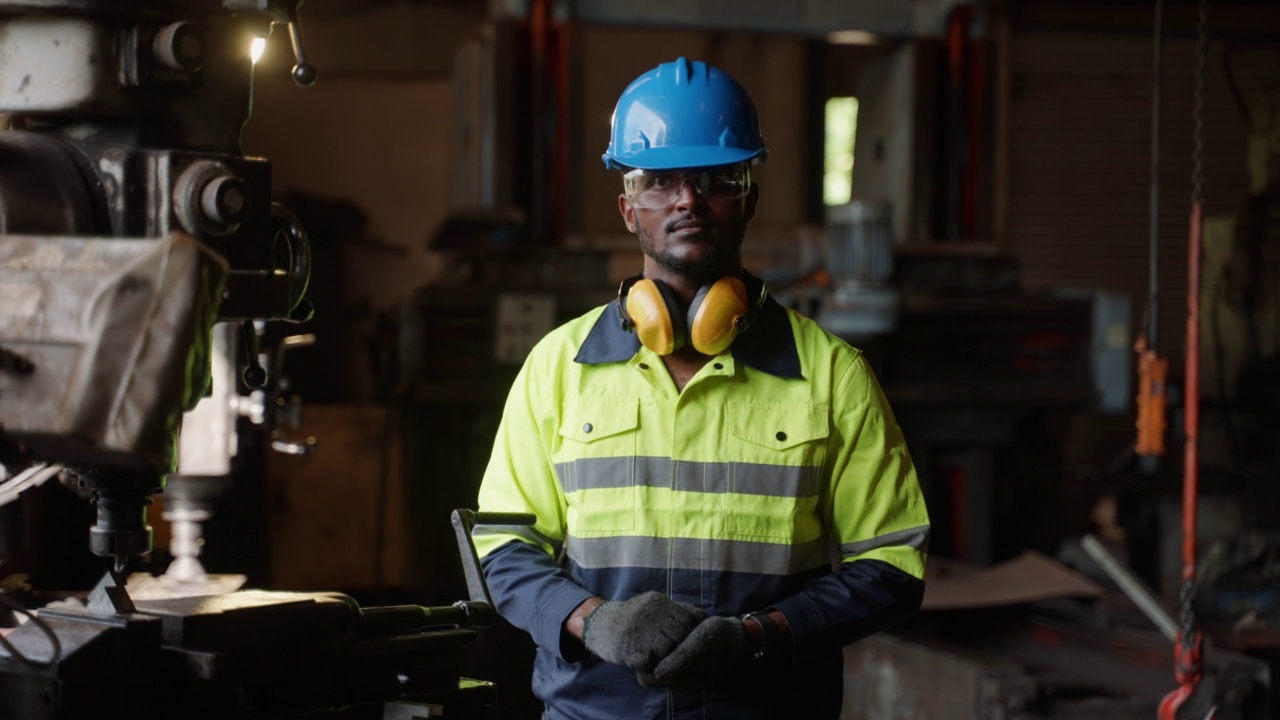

{"left": 687, "top": 277, "right": 749, "bottom": 356}
{"left": 618, "top": 273, "right": 767, "bottom": 356}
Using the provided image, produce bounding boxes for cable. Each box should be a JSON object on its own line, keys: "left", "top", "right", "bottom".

{"left": 1148, "top": 0, "right": 1164, "bottom": 349}
{"left": 0, "top": 590, "right": 62, "bottom": 668}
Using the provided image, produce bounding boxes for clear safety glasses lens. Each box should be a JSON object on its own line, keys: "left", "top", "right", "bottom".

{"left": 623, "top": 167, "right": 749, "bottom": 208}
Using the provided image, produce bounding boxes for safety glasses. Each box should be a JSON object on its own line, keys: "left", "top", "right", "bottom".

{"left": 622, "top": 165, "right": 750, "bottom": 209}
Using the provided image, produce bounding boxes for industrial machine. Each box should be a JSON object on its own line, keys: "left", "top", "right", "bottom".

{"left": 0, "top": 2, "right": 508, "bottom": 717}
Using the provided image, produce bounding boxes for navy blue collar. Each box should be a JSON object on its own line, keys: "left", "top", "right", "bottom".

{"left": 573, "top": 274, "right": 803, "bottom": 379}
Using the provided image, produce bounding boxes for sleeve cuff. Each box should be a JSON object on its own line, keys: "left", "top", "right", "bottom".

{"left": 537, "top": 583, "right": 596, "bottom": 662}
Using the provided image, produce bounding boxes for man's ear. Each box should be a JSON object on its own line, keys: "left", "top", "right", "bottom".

{"left": 618, "top": 193, "right": 638, "bottom": 233}
{"left": 743, "top": 183, "right": 760, "bottom": 223}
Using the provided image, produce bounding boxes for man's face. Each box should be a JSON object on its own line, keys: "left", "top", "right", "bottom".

{"left": 618, "top": 165, "right": 760, "bottom": 283}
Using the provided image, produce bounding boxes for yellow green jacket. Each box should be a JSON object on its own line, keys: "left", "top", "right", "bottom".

{"left": 475, "top": 279, "right": 929, "bottom": 720}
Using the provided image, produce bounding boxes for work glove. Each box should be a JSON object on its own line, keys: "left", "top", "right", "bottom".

{"left": 581, "top": 591, "right": 705, "bottom": 669}
{"left": 637, "top": 615, "right": 746, "bottom": 691}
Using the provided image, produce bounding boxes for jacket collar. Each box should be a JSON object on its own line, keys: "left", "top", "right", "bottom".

{"left": 573, "top": 273, "right": 803, "bottom": 379}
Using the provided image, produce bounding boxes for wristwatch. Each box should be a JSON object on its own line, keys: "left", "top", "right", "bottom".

{"left": 741, "top": 610, "right": 779, "bottom": 660}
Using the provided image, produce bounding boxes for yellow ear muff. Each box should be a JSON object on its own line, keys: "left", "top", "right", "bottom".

{"left": 687, "top": 276, "right": 748, "bottom": 355}
{"left": 625, "top": 278, "right": 685, "bottom": 355}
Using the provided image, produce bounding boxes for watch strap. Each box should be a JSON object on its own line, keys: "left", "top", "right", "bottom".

{"left": 741, "top": 610, "right": 779, "bottom": 660}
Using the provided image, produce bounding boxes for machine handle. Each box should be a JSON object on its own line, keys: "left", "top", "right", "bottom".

{"left": 360, "top": 601, "right": 495, "bottom": 635}
{"left": 285, "top": 2, "right": 318, "bottom": 86}
{"left": 270, "top": 202, "right": 312, "bottom": 317}
{"left": 449, "top": 509, "right": 536, "bottom": 625}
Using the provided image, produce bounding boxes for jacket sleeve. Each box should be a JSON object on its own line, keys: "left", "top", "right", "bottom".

{"left": 473, "top": 351, "right": 594, "bottom": 662}
{"left": 770, "top": 351, "right": 930, "bottom": 655}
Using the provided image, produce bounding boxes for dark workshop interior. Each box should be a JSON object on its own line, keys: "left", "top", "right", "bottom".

{"left": 1, "top": 0, "right": 1279, "bottom": 718}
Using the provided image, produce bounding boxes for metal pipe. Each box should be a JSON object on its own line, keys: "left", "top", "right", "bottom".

{"left": 1080, "top": 534, "right": 1178, "bottom": 641}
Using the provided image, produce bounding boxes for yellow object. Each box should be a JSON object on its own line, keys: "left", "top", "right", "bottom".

{"left": 474, "top": 301, "right": 930, "bottom": 582}
{"left": 623, "top": 275, "right": 750, "bottom": 356}
{"left": 688, "top": 277, "right": 749, "bottom": 355}
{"left": 1134, "top": 341, "right": 1168, "bottom": 457}
{"left": 624, "top": 278, "right": 681, "bottom": 355}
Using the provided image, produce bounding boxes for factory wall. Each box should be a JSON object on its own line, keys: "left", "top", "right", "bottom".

{"left": 243, "top": 36, "right": 456, "bottom": 313}
{"left": 1007, "top": 33, "right": 1268, "bottom": 383}
{"left": 1004, "top": 31, "right": 1280, "bottom": 592}
{"left": 246, "top": 14, "right": 821, "bottom": 297}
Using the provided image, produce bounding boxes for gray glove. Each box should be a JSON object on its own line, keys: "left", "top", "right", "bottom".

{"left": 581, "top": 591, "right": 705, "bottom": 669}
{"left": 638, "top": 615, "right": 746, "bottom": 691}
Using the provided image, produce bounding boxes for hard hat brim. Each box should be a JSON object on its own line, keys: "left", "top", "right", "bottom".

{"left": 603, "top": 145, "right": 768, "bottom": 172}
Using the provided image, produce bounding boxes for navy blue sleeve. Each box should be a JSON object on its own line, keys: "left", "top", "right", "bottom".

{"left": 770, "top": 558, "right": 924, "bottom": 658}
{"left": 481, "top": 539, "right": 595, "bottom": 662}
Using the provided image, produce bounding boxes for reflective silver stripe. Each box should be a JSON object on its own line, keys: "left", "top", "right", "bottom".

{"left": 565, "top": 534, "right": 829, "bottom": 576}
{"left": 840, "top": 525, "right": 930, "bottom": 558}
{"left": 556, "top": 456, "right": 638, "bottom": 492}
{"left": 733, "top": 461, "right": 821, "bottom": 498}
{"left": 473, "top": 524, "right": 562, "bottom": 553}
{"left": 673, "top": 458, "right": 730, "bottom": 494}
{"left": 555, "top": 456, "right": 819, "bottom": 497}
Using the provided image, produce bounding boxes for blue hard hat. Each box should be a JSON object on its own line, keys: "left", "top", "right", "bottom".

{"left": 602, "top": 57, "right": 769, "bottom": 171}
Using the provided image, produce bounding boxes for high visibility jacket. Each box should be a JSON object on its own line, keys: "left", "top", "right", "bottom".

{"left": 475, "top": 282, "right": 929, "bottom": 720}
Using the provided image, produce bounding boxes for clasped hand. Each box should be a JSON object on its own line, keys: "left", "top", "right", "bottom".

{"left": 581, "top": 592, "right": 746, "bottom": 692}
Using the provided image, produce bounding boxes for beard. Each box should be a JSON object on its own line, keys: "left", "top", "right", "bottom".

{"left": 637, "top": 221, "right": 743, "bottom": 285}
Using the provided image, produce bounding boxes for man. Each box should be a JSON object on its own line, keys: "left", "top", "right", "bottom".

{"left": 473, "top": 57, "right": 929, "bottom": 720}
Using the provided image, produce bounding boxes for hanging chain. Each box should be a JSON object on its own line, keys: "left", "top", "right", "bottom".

{"left": 1181, "top": 0, "right": 1210, "bottom": 655}
{"left": 1191, "top": 0, "right": 1208, "bottom": 206}
{"left": 1180, "top": 578, "right": 1199, "bottom": 653}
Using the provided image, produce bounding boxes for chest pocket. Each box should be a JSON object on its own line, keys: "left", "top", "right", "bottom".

{"left": 557, "top": 396, "right": 638, "bottom": 533}
{"left": 724, "top": 402, "right": 830, "bottom": 541}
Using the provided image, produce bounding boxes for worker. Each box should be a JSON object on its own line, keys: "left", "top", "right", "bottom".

{"left": 473, "top": 57, "right": 930, "bottom": 720}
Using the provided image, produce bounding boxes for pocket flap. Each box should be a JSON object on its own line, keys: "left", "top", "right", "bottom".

{"left": 560, "top": 396, "right": 639, "bottom": 443}
{"left": 729, "top": 402, "right": 829, "bottom": 450}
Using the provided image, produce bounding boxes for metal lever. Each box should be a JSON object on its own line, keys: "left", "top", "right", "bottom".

{"left": 360, "top": 601, "right": 495, "bottom": 635}
{"left": 266, "top": 332, "right": 317, "bottom": 455}
{"left": 1081, "top": 534, "right": 1178, "bottom": 641}
{"left": 270, "top": 333, "right": 316, "bottom": 393}
{"left": 240, "top": 320, "right": 268, "bottom": 388}
{"left": 449, "top": 509, "right": 536, "bottom": 625}
{"left": 285, "top": 3, "right": 318, "bottom": 86}
{"left": 269, "top": 435, "right": 316, "bottom": 456}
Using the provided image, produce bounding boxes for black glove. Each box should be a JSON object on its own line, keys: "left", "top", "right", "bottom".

{"left": 638, "top": 615, "right": 746, "bottom": 691}
{"left": 581, "top": 591, "right": 705, "bottom": 669}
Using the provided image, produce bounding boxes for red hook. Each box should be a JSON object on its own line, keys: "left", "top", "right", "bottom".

{"left": 1157, "top": 631, "right": 1215, "bottom": 720}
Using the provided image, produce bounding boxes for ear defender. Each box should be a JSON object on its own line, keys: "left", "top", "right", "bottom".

{"left": 687, "top": 276, "right": 749, "bottom": 355}
{"left": 624, "top": 277, "right": 686, "bottom": 355}
{"left": 619, "top": 275, "right": 753, "bottom": 356}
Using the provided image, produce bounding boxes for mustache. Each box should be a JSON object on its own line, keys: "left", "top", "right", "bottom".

{"left": 666, "top": 216, "right": 712, "bottom": 232}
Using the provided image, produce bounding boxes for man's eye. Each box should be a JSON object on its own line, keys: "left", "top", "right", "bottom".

{"left": 646, "top": 174, "right": 676, "bottom": 190}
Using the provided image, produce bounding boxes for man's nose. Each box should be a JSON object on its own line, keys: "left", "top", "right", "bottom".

{"left": 673, "top": 177, "right": 705, "bottom": 210}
